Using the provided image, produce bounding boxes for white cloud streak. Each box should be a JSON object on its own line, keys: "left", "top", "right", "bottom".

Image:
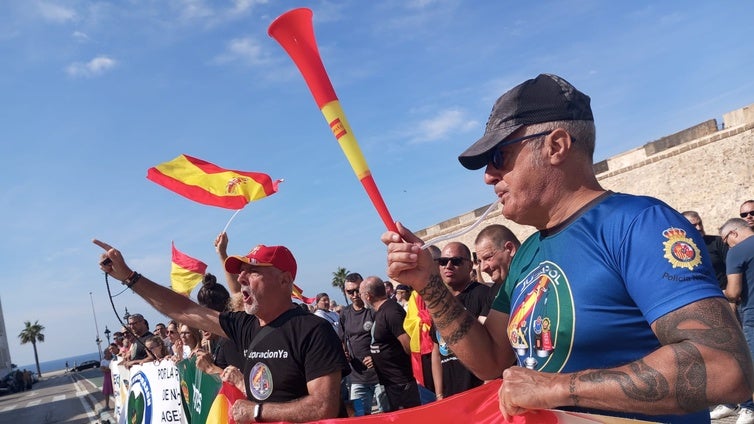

{"left": 213, "top": 36, "right": 271, "bottom": 66}
{"left": 404, "top": 108, "right": 479, "bottom": 144}
{"left": 65, "top": 56, "right": 117, "bottom": 78}
{"left": 35, "top": 1, "right": 76, "bottom": 23}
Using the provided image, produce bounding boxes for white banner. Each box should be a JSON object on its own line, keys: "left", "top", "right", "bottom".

{"left": 110, "top": 359, "right": 188, "bottom": 424}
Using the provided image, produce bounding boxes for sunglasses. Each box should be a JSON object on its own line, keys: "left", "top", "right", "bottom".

{"left": 436, "top": 257, "right": 468, "bottom": 266}
{"left": 740, "top": 211, "right": 754, "bottom": 218}
{"left": 346, "top": 289, "right": 359, "bottom": 295}
{"left": 490, "top": 131, "right": 551, "bottom": 169}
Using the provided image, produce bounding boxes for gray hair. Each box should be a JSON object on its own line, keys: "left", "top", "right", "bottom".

{"left": 526, "top": 120, "right": 596, "bottom": 160}
{"left": 719, "top": 218, "right": 748, "bottom": 235}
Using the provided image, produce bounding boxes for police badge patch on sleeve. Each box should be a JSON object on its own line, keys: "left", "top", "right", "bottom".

{"left": 662, "top": 228, "right": 702, "bottom": 270}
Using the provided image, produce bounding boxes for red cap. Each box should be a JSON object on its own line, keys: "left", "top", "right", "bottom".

{"left": 224, "top": 245, "right": 297, "bottom": 280}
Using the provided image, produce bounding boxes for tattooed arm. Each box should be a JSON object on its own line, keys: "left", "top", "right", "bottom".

{"left": 382, "top": 224, "right": 516, "bottom": 380}
{"left": 419, "top": 274, "right": 515, "bottom": 380}
{"left": 496, "top": 297, "right": 753, "bottom": 421}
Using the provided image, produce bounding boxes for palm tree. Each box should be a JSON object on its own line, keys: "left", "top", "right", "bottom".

{"left": 331, "top": 267, "right": 350, "bottom": 305}
{"left": 19, "top": 320, "right": 45, "bottom": 378}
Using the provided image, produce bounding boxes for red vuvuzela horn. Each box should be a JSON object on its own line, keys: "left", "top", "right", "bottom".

{"left": 268, "top": 8, "right": 398, "bottom": 233}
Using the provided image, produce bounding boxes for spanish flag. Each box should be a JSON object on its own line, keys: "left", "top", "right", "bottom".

{"left": 147, "top": 154, "right": 282, "bottom": 210}
{"left": 292, "top": 283, "right": 315, "bottom": 304}
{"left": 171, "top": 242, "right": 207, "bottom": 295}
{"left": 403, "top": 291, "right": 434, "bottom": 386}
{"left": 206, "top": 382, "right": 245, "bottom": 424}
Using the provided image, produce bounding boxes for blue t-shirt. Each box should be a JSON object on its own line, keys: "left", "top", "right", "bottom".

{"left": 492, "top": 192, "right": 722, "bottom": 423}
{"left": 726, "top": 235, "right": 754, "bottom": 323}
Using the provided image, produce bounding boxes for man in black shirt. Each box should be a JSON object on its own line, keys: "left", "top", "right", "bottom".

{"left": 431, "top": 242, "right": 490, "bottom": 398}
{"left": 340, "top": 273, "right": 386, "bottom": 414}
{"left": 123, "top": 313, "right": 152, "bottom": 368}
{"left": 683, "top": 211, "right": 729, "bottom": 289}
{"left": 360, "top": 276, "right": 420, "bottom": 411}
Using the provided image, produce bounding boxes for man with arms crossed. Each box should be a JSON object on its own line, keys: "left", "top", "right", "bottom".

{"left": 382, "top": 74, "right": 752, "bottom": 423}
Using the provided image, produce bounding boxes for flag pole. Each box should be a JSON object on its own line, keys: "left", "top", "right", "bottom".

{"left": 222, "top": 209, "right": 242, "bottom": 234}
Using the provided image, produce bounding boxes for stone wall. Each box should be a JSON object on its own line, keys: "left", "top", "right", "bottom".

{"left": 417, "top": 102, "right": 754, "bottom": 270}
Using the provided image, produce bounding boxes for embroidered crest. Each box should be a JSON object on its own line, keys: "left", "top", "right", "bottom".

{"left": 249, "top": 362, "right": 273, "bottom": 400}
{"left": 662, "top": 227, "right": 701, "bottom": 270}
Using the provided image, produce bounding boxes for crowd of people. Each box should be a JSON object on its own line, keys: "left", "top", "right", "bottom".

{"left": 94, "top": 74, "right": 754, "bottom": 424}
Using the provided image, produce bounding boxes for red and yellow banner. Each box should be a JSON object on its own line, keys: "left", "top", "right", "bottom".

{"left": 404, "top": 291, "right": 434, "bottom": 386}
{"left": 147, "top": 154, "right": 282, "bottom": 210}
{"left": 171, "top": 241, "right": 207, "bottom": 295}
{"left": 292, "top": 283, "right": 315, "bottom": 304}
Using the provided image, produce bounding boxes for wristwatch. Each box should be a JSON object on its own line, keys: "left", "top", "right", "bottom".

{"left": 253, "top": 402, "right": 263, "bottom": 422}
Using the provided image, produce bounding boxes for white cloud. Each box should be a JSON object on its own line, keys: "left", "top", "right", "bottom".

{"left": 72, "top": 31, "right": 89, "bottom": 42}
{"left": 230, "top": 0, "right": 264, "bottom": 15}
{"left": 407, "top": 0, "right": 442, "bottom": 9}
{"left": 65, "top": 56, "right": 117, "bottom": 78}
{"left": 213, "top": 36, "right": 271, "bottom": 66}
{"left": 404, "top": 108, "right": 479, "bottom": 144}
{"left": 171, "top": 0, "right": 266, "bottom": 25}
{"left": 36, "top": 1, "right": 76, "bottom": 23}
{"left": 175, "top": 0, "right": 213, "bottom": 21}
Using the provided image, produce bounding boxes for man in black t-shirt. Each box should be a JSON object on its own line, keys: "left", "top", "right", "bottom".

{"left": 122, "top": 313, "right": 152, "bottom": 368}
{"left": 360, "top": 276, "right": 420, "bottom": 411}
{"left": 431, "top": 242, "right": 490, "bottom": 399}
{"left": 340, "top": 273, "right": 386, "bottom": 414}
{"left": 95, "top": 240, "right": 349, "bottom": 423}
{"left": 683, "top": 211, "right": 729, "bottom": 289}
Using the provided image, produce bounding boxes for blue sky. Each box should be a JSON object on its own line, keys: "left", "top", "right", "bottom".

{"left": 2, "top": 0, "right": 753, "bottom": 367}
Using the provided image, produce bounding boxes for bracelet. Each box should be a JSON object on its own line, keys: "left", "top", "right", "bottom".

{"left": 124, "top": 272, "right": 142, "bottom": 288}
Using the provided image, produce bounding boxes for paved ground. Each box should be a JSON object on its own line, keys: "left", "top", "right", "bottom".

{"left": 0, "top": 368, "right": 114, "bottom": 423}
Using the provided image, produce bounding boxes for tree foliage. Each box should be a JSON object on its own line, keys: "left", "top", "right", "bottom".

{"left": 331, "top": 266, "right": 350, "bottom": 305}
{"left": 19, "top": 320, "right": 45, "bottom": 377}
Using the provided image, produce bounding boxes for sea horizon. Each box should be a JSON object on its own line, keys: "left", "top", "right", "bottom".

{"left": 15, "top": 351, "right": 101, "bottom": 374}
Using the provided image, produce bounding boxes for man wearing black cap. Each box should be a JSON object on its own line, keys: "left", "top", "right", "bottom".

{"left": 382, "top": 74, "right": 752, "bottom": 423}
{"left": 94, "top": 239, "right": 349, "bottom": 423}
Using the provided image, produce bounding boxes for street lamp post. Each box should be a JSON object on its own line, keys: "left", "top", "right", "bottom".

{"left": 104, "top": 326, "right": 111, "bottom": 344}
{"left": 89, "top": 292, "right": 103, "bottom": 362}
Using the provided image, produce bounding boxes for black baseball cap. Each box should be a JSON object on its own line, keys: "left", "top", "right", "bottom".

{"left": 458, "top": 74, "right": 593, "bottom": 170}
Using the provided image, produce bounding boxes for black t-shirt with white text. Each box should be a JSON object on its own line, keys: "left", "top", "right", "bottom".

{"left": 219, "top": 307, "right": 350, "bottom": 404}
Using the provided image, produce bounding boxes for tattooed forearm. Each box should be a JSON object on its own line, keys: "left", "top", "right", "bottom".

{"left": 419, "top": 274, "right": 475, "bottom": 345}
{"left": 444, "top": 313, "right": 476, "bottom": 346}
{"left": 569, "top": 373, "right": 579, "bottom": 407}
{"left": 671, "top": 342, "right": 706, "bottom": 411}
{"left": 579, "top": 360, "right": 669, "bottom": 402}
{"left": 654, "top": 297, "right": 754, "bottom": 390}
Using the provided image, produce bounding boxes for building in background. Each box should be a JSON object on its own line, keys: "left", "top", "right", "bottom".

{"left": 0, "top": 297, "right": 13, "bottom": 377}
